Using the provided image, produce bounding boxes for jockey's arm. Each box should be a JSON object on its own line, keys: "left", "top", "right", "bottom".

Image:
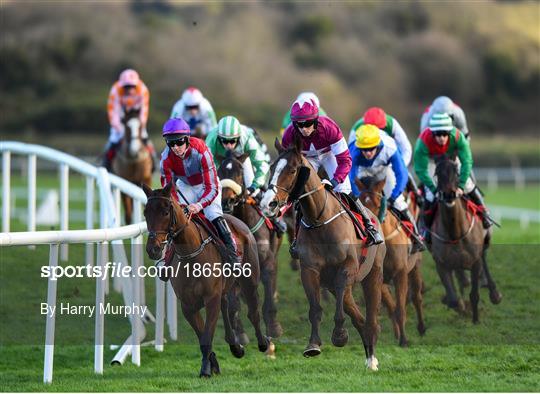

{"left": 330, "top": 135, "right": 352, "bottom": 184}
{"left": 107, "top": 85, "right": 123, "bottom": 132}
{"left": 391, "top": 119, "right": 412, "bottom": 166}
{"left": 246, "top": 134, "right": 270, "bottom": 189}
{"left": 452, "top": 105, "right": 470, "bottom": 138}
{"left": 198, "top": 150, "right": 220, "bottom": 209}
{"left": 456, "top": 133, "right": 473, "bottom": 189}
{"left": 139, "top": 82, "right": 150, "bottom": 126}
{"left": 204, "top": 131, "right": 222, "bottom": 168}
{"left": 414, "top": 139, "right": 436, "bottom": 193}
{"left": 388, "top": 150, "right": 408, "bottom": 200}
{"left": 349, "top": 147, "right": 362, "bottom": 197}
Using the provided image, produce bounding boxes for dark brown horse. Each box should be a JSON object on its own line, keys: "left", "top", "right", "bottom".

{"left": 261, "top": 136, "right": 385, "bottom": 370}
{"left": 112, "top": 110, "right": 153, "bottom": 224}
{"left": 356, "top": 177, "right": 426, "bottom": 346}
{"left": 217, "top": 153, "right": 284, "bottom": 338}
{"left": 429, "top": 156, "right": 501, "bottom": 323}
{"left": 142, "top": 183, "right": 274, "bottom": 377}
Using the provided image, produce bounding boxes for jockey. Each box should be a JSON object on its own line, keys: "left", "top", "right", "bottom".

{"left": 349, "top": 125, "right": 425, "bottom": 253}
{"left": 160, "top": 117, "right": 240, "bottom": 267}
{"left": 348, "top": 106, "right": 422, "bottom": 204}
{"left": 420, "top": 96, "right": 470, "bottom": 139}
{"left": 206, "top": 116, "right": 286, "bottom": 234}
{"left": 103, "top": 69, "right": 157, "bottom": 171}
{"left": 279, "top": 92, "right": 327, "bottom": 136}
{"left": 206, "top": 116, "right": 270, "bottom": 198}
{"left": 282, "top": 97, "right": 383, "bottom": 252}
{"left": 170, "top": 87, "right": 217, "bottom": 139}
{"left": 414, "top": 113, "right": 492, "bottom": 238}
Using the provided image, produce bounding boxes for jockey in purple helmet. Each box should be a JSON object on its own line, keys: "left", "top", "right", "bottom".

{"left": 281, "top": 98, "right": 383, "bottom": 256}
{"left": 160, "top": 117, "right": 240, "bottom": 268}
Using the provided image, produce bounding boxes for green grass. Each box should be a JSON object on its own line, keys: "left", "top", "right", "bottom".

{"left": 1, "top": 185, "right": 539, "bottom": 391}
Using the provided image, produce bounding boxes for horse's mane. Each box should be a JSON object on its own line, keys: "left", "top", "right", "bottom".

{"left": 434, "top": 154, "right": 459, "bottom": 189}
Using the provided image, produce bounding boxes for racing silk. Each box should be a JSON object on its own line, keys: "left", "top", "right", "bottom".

{"left": 170, "top": 97, "right": 217, "bottom": 137}
{"left": 420, "top": 103, "right": 469, "bottom": 138}
{"left": 349, "top": 131, "right": 408, "bottom": 199}
{"left": 107, "top": 81, "right": 149, "bottom": 131}
{"left": 348, "top": 114, "right": 412, "bottom": 166}
{"left": 280, "top": 107, "right": 327, "bottom": 136}
{"left": 205, "top": 124, "right": 270, "bottom": 189}
{"left": 160, "top": 137, "right": 219, "bottom": 208}
{"left": 282, "top": 115, "right": 351, "bottom": 184}
{"left": 414, "top": 127, "right": 472, "bottom": 193}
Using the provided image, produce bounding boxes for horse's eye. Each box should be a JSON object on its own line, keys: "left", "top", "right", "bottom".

{"left": 290, "top": 169, "right": 296, "bottom": 174}
{"left": 161, "top": 209, "right": 169, "bottom": 216}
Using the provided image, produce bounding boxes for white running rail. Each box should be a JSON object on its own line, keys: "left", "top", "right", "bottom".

{"left": 0, "top": 141, "right": 171, "bottom": 383}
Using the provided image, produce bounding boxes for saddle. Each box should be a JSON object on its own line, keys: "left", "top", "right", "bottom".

{"left": 333, "top": 192, "right": 367, "bottom": 241}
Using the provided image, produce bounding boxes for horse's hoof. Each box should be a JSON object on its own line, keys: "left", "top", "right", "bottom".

{"left": 230, "top": 344, "right": 245, "bottom": 359}
{"left": 199, "top": 363, "right": 212, "bottom": 378}
{"left": 265, "top": 341, "right": 276, "bottom": 359}
{"left": 258, "top": 339, "right": 269, "bottom": 353}
{"left": 331, "top": 327, "right": 349, "bottom": 347}
{"left": 365, "top": 356, "right": 379, "bottom": 371}
{"left": 268, "top": 322, "right": 283, "bottom": 338}
{"left": 447, "top": 299, "right": 459, "bottom": 309}
{"left": 237, "top": 332, "right": 250, "bottom": 346}
{"left": 399, "top": 337, "right": 409, "bottom": 348}
{"left": 489, "top": 290, "right": 502, "bottom": 305}
{"left": 209, "top": 352, "right": 220, "bottom": 375}
{"left": 417, "top": 323, "right": 426, "bottom": 336}
{"left": 303, "top": 344, "right": 321, "bottom": 357}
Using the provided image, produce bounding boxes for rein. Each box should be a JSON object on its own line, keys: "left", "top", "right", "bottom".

{"left": 146, "top": 196, "right": 213, "bottom": 260}
{"left": 426, "top": 197, "right": 477, "bottom": 244}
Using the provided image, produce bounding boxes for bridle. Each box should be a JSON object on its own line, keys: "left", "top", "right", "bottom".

{"left": 146, "top": 196, "right": 192, "bottom": 244}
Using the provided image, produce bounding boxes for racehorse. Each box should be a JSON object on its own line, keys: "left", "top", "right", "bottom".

{"left": 112, "top": 109, "right": 153, "bottom": 224}
{"left": 356, "top": 177, "right": 426, "bottom": 346}
{"left": 261, "top": 135, "right": 385, "bottom": 371}
{"left": 217, "top": 152, "right": 284, "bottom": 338}
{"left": 142, "top": 183, "right": 274, "bottom": 377}
{"left": 429, "top": 155, "right": 502, "bottom": 323}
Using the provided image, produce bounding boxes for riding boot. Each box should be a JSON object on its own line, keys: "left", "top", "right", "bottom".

{"left": 407, "top": 173, "right": 424, "bottom": 206}
{"left": 212, "top": 217, "right": 242, "bottom": 269}
{"left": 348, "top": 194, "right": 384, "bottom": 246}
{"left": 395, "top": 207, "right": 426, "bottom": 253}
{"left": 289, "top": 206, "right": 302, "bottom": 259}
{"left": 421, "top": 199, "right": 436, "bottom": 244}
{"left": 102, "top": 141, "right": 120, "bottom": 172}
{"left": 143, "top": 138, "right": 158, "bottom": 173}
{"left": 468, "top": 187, "right": 492, "bottom": 229}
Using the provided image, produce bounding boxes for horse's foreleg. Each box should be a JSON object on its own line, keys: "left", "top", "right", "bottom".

{"left": 393, "top": 269, "right": 409, "bottom": 347}
{"left": 300, "top": 267, "right": 323, "bottom": 357}
{"left": 436, "top": 263, "right": 460, "bottom": 310}
{"left": 239, "top": 276, "right": 270, "bottom": 354}
{"left": 470, "top": 262, "right": 481, "bottom": 324}
{"left": 122, "top": 193, "right": 133, "bottom": 225}
{"left": 199, "top": 294, "right": 221, "bottom": 378}
{"left": 482, "top": 243, "right": 502, "bottom": 305}
{"left": 261, "top": 256, "right": 282, "bottom": 338}
{"left": 362, "top": 264, "right": 382, "bottom": 371}
{"left": 409, "top": 265, "right": 426, "bottom": 336}
{"left": 381, "top": 284, "right": 399, "bottom": 340}
{"left": 343, "top": 286, "right": 366, "bottom": 344}
{"left": 221, "top": 291, "right": 244, "bottom": 360}
{"left": 331, "top": 266, "right": 349, "bottom": 347}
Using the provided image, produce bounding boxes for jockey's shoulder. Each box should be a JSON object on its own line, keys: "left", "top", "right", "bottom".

{"left": 188, "top": 137, "right": 209, "bottom": 153}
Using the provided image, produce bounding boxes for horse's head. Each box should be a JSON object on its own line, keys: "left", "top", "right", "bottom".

{"left": 261, "top": 134, "right": 312, "bottom": 217}
{"left": 122, "top": 111, "right": 143, "bottom": 158}
{"left": 142, "top": 182, "right": 187, "bottom": 260}
{"left": 434, "top": 154, "right": 459, "bottom": 205}
{"left": 218, "top": 151, "right": 248, "bottom": 214}
{"left": 355, "top": 176, "right": 386, "bottom": 214}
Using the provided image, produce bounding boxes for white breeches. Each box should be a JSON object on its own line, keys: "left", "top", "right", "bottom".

{"left": 175, "top": 180, "right": 223, "bottom": 221}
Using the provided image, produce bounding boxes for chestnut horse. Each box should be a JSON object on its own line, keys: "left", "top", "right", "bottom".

{"left": 142, "top": 183, "right": 273, "bottom": 377}
{"left": 112, "top": 110, "right": 153, "bottom": 224}
{"left": 356, "top": 177, "right": 426, "bottom": 347}
{"left": 261, "top": 136, "right": 385, "bottom": 371}
{"left": 429, "top": 155, "right": 501, "bottom": 323}
{"left": 218, "top": 153, "right": 284, "bottom": 338}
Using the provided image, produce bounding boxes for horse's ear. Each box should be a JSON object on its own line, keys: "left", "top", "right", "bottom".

{"left": 293, "top": 132, "right": 302, "bottom": 153}
{"left": 274, "top": 137, "right": 283, "bottom": 153}
{"left": 141, "top": 183, "right": 153, "bottom": 197}
{"left": 163, "top": 181, "right": 173, "bottom": 197}
{"left": 374, "top": 178, "right": 386, "bottom": 193}
{"left": 238, "top": 152, "right": 250, "bottom": 163}
{"left": 434, "top": 154, "right": 446, "bottom": 164}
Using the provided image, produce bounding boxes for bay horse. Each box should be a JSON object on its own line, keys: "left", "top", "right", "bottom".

{"left": 429, "top": 155, "right": 501, "bottom": 323}
{"left": 142, "top": 182, "right": 274, "bottom": 377}
{"left": 356, "top": 177, "right": 426, "bottom": 347}
{"left": 261, "top": 135, "right": 385, "bottom": 371}
{"left": 217, "top": 152, "right": 284, "bottom": 338}
{"left": 112, "top": 109, "right": 153, "bottom": 224}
